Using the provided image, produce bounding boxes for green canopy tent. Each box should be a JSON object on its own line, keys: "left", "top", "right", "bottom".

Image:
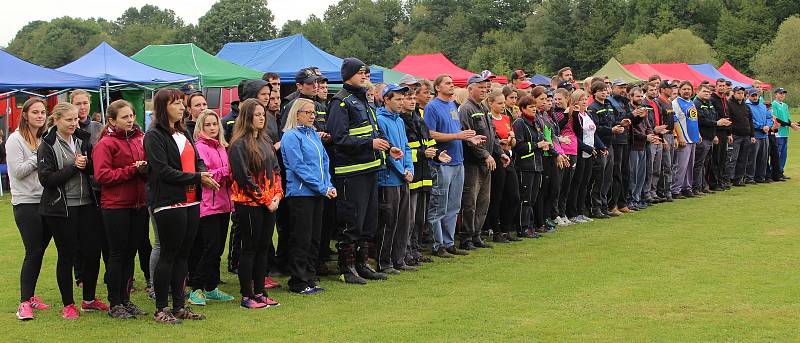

{"left": 593, "top": 57, "right": 642, "bottom": 84}
{"left": 131, "top": 43, "right": 264, "bottom": 88}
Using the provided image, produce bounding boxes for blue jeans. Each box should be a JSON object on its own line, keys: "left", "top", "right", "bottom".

{"left": 628, "top": 150, "right": 647, "bottom": 204}
{"left": 426, "top": 164, "right": 464, "bottom": 251}
{"left": 776, "top": 137, "right": 788, "bottom": 173}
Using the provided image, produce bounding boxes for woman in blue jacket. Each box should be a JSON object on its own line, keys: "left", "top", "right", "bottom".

{"left": 281, "top": 98, "right": 337, "bottom": 295}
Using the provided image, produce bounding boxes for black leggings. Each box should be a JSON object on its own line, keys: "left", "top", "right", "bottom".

{"left": 557, "top": 155, "right": 577, "bottom": 217}
{"left": 535, "top": 156, "right": 558, "bottom": 227}
{"left": 485, "top": 162, "right": 520, "bottom": 233}
{"left": 102, "top": 207, "right": 148, "bottom": 307}
{"left": 287, "top": 197, "right": 323, "bottom": 292}
{"left": 235, "top": 204, "right": 275, "bottom": 298}
{"left": 567, "top": 156, "right": 594, "bottom": 218}
{"left": 519, "top": 171, "right": 542, "bottom": 230}
{"left": 152, "top": 205, "right": 199, "bottom": 311}
{"left": 190, "top": 212, "right": 230, "bottom": 291}
{"left": 45, "top": 205, "right": 101, "bottom": 306}
{"left": 14, "top": 204, "right": 52, "bottom": 303}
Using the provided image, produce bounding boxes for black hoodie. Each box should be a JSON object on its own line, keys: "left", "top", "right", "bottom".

{"left": 222, "top": 79, "right": 276, "bottom": 142}
{"left": 727, "top": 97, "right": 755, "bottom": 137}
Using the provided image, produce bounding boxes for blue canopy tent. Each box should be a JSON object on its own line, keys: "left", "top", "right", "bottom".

{"left": 689, "top": 64, "right": 750, "bottom": 89}
{"left": 530, "top": 74, "right": 551, "bottom": 86}
{"left": 57, "top": 42, "right": 197, "bottom": 117}
{"left": 216, "top": 34, "right": 382, "bottom": 84}
{"left": 0, "top": 49, "right": 101, "bottom": 93}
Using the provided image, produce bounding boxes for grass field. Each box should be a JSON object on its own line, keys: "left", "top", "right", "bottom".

{"left": 0, "top": 138, "right": 799, "bottom": 342}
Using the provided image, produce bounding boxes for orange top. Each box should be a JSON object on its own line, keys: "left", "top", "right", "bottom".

{"left": 179, "top": 139, "right": 198, "bottom": 204}
{"left": 231, "top": 171, "right": 283, "bottom": 207}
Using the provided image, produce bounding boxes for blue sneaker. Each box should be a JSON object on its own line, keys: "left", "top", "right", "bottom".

{"left": 204, "top": 288, "right": 235, "bottom": 302}
{"left": 188, "top": 289, "right": 206, "bottom": 306}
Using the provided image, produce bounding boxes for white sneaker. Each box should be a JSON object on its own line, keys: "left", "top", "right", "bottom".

{"left": 555, "top": 216, "right": 568, "bottom": 226}
{"left": 578, "top": 215, "right": 593, "bottom": 222}
{"left": 569, "top": 216, "right": 585, "bottom": 224}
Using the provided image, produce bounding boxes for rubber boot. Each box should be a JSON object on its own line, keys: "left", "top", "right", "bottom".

{"left": 337, "top": 242, "right": 366, "bottom": 285}
{"left": 355, "top": 241, "right": 387, "bottom": 280}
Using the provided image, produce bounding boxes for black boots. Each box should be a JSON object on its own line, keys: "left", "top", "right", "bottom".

{"left": 355, "top": 241, "right": 387, "bottom": 280}
{"left": 337, "top": 242, "right": 366, "bottom": 284}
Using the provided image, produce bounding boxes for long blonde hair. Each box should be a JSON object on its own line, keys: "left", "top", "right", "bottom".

{"left": 194, "top": 109, "right": 228, "bottom": 147}
{"left": 282, "top": 98, "right": 316, "bottom": 132}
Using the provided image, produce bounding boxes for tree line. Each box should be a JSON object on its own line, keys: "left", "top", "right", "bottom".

{"left": 5, "top": 0, "right": 800, "bottom": 96}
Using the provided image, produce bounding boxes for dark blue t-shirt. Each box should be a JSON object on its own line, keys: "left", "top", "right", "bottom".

{"left": 424, "top": 97, "right": 463, "bottom": 166}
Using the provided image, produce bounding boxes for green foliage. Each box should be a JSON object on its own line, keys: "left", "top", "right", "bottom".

{"left": 195, "top": 0, "right": 277, "bottom": 54}
{"left": 617, "top": 29, "right": 718, "bottom": 64}
{"left": 752, "top": 16, "right": 800, "bottom": 103}
{"left": 6, "top": 17, "right": 106, "bottom": 68}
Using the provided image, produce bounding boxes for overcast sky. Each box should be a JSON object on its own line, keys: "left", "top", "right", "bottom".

{"left": 0, "top": 0, "right": 338, "bottom": 46}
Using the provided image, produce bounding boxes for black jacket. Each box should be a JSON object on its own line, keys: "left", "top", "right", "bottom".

{"left": 143, "top": 123, "right": 207, "bottom": 209}
{"left": 327, "top": 83, "right": 386, "bottom": 177}
{"left": 459, "top": 98, "right": 503, "bottom": 165}
{"left": 727, "top": 98, "right": 755, "bottom": 137}
{"left": 694, "top": 98, "right": 719, "bottom": 141}
{"left": 608, "top": 94, "right": 632, "bottom": 145}
{"left": 655, "top": 96, "right": 676, "bottom": 132}
{"left": 630, "top": 102, "right": 653, "bottom": 151}
{"left": 573, "top": 110, "right": 606, "bottom": 155}
{"left": 587, "top": 98, "right": 618, "bottom": 145}
{"left": 37, "top": 126, "right": 97, "bottom": 217}
{"left": 280, "top": 91, "right": 329, "bottom": 134}
{"left": 709, "top": 92, "right": 731, "bottom": 136}
{"left": 402, "top": 107, "right": 438, "bottom": 192}
{"left": 512, "top": 115, "right": 549, "bottom": 172}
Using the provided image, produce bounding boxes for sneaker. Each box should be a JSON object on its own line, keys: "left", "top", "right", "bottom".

{"left": 254, "top": 294, "right": 280, "bottom": 307}
{"left": 395, "top": 264, "right": 418, "bottom": 272}
{"left": 505, "top": 233, "right": 523, "bottom": 241}
{"left": 62, "top": 304, "right": 80, "bottom": 320}
{"left": 204, "top": 288, "right": 235, "bottom": 302}
{"left": 264, "top": 276, "right": 281, "bottom": 289}
{"left": 153, "top": 307, "right": 181, "bottom": 324}
{"left": 417, "top": 255, "right": 433, "bottom": 263}
{"left": 240, "top": 297, "right": 267, "bottom": 309}
{"left": 578, "top": 215, "right": 594, "bottom": 222}
{"left": 446, "top": 246, "right": 469, "bottom": 256}
{"left": 433, "top": 247, "right": 454, "bottom": 258}
{"left": 81, "top": 298, "right": 110, "bottom": 312}
{"left": 108, "top": 305, "right": 135, "bottom": 319}
{"left": 379, "top": 267, "right": 401, "bottom": 275}
{"left": 16, "top": 301, "right": 33, "bottom": 321}
{"left": 459, "top": 241, "right": 476, "bottom": 250}
{"left": 492, "top": 232, "right": 510, "bottom": 243}
{"left": 121, "top": 301, "right": 146, "bottom": 315}
{"left": 174, "top": 307, "right": 205, "bottom": 320}
{"left": 544, "top": 218, "right": 557, "bottom": 228}
{"left": 569, "top": 216, "right": 586, "bottom": 224}
{"left": 188, "top": 289, "right": 207, "bottom": 306}
{"left": 471, "top": 240, "right": 493, "bottom": 248}
{"left": 29, "top": 296, "right": 51, "bottom": 310}
{"left": 293, "top": 287, "right": 323, "bottom": 295}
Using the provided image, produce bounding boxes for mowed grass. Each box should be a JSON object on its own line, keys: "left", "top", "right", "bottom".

{"left": 0, "top": 136, "right": 799, "bottom": 342}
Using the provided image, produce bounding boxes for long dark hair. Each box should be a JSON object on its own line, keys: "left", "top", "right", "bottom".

{"left": 19, "top": 97, "right": 47, "bottom": 149}
{"left": 230, "top": 98, "right": 274, "bottom": 178}
{"left": 152, "top": 88, "right": 185, "bottom": 133}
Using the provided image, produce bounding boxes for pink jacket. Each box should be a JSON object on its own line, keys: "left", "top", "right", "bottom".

{"left": 195, "top": 135, "right": 233, "bottom": 217}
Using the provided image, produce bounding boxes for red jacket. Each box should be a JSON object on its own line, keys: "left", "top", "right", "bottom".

{"left": 92, "top": 125, "right": 147, "bottom": 209}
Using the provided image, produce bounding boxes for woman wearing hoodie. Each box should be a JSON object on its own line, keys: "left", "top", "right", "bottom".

{"left": 187, "top": 109, "right": 236, "bottom": 306}
{"left": 92, "top": 100, "right": 148, "bottom": 319}
{"left": 38, "top": 102, "right": 108, "bottom": 320}
{"left": 8, "top": 98, "right": 51, "bottom": 321}
{"left": 281, "top": 98, "right": 336, "bottom": 294}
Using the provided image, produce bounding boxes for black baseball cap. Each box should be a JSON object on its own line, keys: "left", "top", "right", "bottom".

{"left": 659, "top": 80, "right": 677, "bottom": 89}
{"left": 295, "top": 67, "right": 321, "bottom": 84}
{"left": 774, "top": 87, "right": 787, "bottom": 94}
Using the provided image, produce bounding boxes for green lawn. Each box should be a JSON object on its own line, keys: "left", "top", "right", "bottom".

{"left": 1, "top": 139, "right": 799, "bottom": 342}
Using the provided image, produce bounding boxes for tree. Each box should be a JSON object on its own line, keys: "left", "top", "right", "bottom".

{"left": 572, "top": 0, "right": 628, "bottom": 76}
{"left": 196, "top": 0, "right": 277, "bottom": 53}
{"left": 322, "top": 0, "right": 404, "bottom": 65}
{"left": 752, "top": 16, "right": 800, "bottom": 102}
{"left": 111, "top": 5, "right": 186, "bottom": 55}
{"left": 6, "top": 17, "right": 106, "bottom": 68}
{"left": 279, "top": 15, "right": 334, "bottom": 53}
{"left": 616, "top": 29, "right": 718, "bottom": 64}
{"left": 115, "top": 5, "right": 184, "bottom": 29}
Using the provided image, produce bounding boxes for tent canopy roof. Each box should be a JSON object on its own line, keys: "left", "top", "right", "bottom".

{"left": 216, "top": 34, "right": 382, "bottom": 84}
{"left": 132, "top": 43, "right": 264, "bottom": 88}
{"left": 0, "top": 49, "right": 101, "bottom": 91}
{"left": 688, "top": 64, "right": 750, "bottom": 89}
{"left": 593, "top": 57, "right": 642, "bottom": 84}
{"left": 392, "top": 53, "right": 507, "bottom": 87}
{"left": 369, "top": 65, "right": 419, "bottom": 84}
{"left": 57, "top": 42, "right": 196, "bottom": 85}
{"left": 530, "top": 74, "right": 551, "bottom": 86}
{"left": 718, "top": 62, "right": 771, "bottom": 89}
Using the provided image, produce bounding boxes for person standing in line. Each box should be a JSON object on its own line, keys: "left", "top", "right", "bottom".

{"left": 484, "top": 90, "right": 522, "bottom": 241}
{"left": 92, "top": 100, "right": 149, "bottom": 319}
{"left": 38, "top": 103, "right": 109, "bottom": 320}
{"left": 228, "top": 99, "right": 283, "bottom": 307}
{"left": 186, "top": 109, "right": 236, "bottom": 306}
{"left": 745, "top": 89, "right": 773, "bottom": 183}
{"left": 587, "top": 81, "right": 620, "bottom": 218}
{"left": 8, "top": 98, "right": 52, "bottom": 321}
{"left": 671, "top": 81, "right": 701, "bottom": 199}
{"left": 567, "top": 90, "right": 606, "bottom": 223}
{"left": 512, "top": 92, "right": 550, "bottom": 238}
{"left": 771, "top": 88, "right": 799, "bottom": 180}
{"left": 145, "top": 89, "right": 218, "bottom": 323}
{"left": 693, "top": 84, "right": 730, "bottom": 195}
{"left": 551, "top": 88, "right": 578, "bottom": 226}
{"left": 654, "top": 81, "right": 677, "bottom": 201}
{"left": 282, "top": 98, "right": 336, "bottom": 294}
{"left": 709, "top": 79, "right": 732, "bottom": 191}
{"left": 627, "top": 87, "right": 656, "bottom": 210}
{"left": 727, "top": 87, "right": 756, "bottom": 186}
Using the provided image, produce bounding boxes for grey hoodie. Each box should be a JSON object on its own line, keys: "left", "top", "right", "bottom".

{"left": 5, "top": 130, "right": 43, "bottom": 205}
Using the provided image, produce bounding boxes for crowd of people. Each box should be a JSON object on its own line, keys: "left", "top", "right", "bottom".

{"left": 5, "top": 58, "right": 797, "bottom": 323}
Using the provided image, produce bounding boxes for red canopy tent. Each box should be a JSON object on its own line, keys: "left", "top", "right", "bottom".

{"left": 718, "top": 61, "right": 771, "bottom": 89}
{"left": 649, "top": 63, "right": 715, "bottom": 86}
{"left": 393, "top": 53, "right": 507, "bottom": 87}
{"left": 624, "top": 63, "right": 679, "bottom": 81}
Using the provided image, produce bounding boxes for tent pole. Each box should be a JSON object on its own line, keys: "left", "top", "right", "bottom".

{"left": 99, "top": 86, "right": 105, "bottom": 124}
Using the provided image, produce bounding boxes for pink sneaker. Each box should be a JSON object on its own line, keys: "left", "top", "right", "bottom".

{"left": 264, "top": 276, "right": 281, "bottom": 289}
{"left": 16, "top": 301, "right": 33, "bottom": 320}
{"left": 81, "top": 298, "right": 110, "bottom": 312}
{"left": 240, "top": 297, "right": 267, "bottom": 309}
{"left": 29, "top": 296, "right": 51, "bottom": 310}
{"left": 254, "top": 293, "right": 280, "bottom": 307}
{"left": 62, "top": 304, "right": 80, "bottom": 320}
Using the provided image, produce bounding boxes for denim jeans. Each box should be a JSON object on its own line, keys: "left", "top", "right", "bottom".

{"left": 692, "top": 140, "right": 713, "bottom": 190}
{"left": 426, "top": 164, "right": 464, "bottom": 251}
{"left": 628, "top": 150, "right": 647, "bottom": 204}
{"left": 775, "top": 137, "right": 788, "bottom": 174}
{"left": 747, "top": 137, "right": 769, "bottom": 181}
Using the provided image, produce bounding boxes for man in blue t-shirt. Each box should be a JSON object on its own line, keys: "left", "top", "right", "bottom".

{"left": 423, "top": 75, "right": 486, "bottom": 258}
{"left": 671, "top": 81, "right": 700, "bottom": 198}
